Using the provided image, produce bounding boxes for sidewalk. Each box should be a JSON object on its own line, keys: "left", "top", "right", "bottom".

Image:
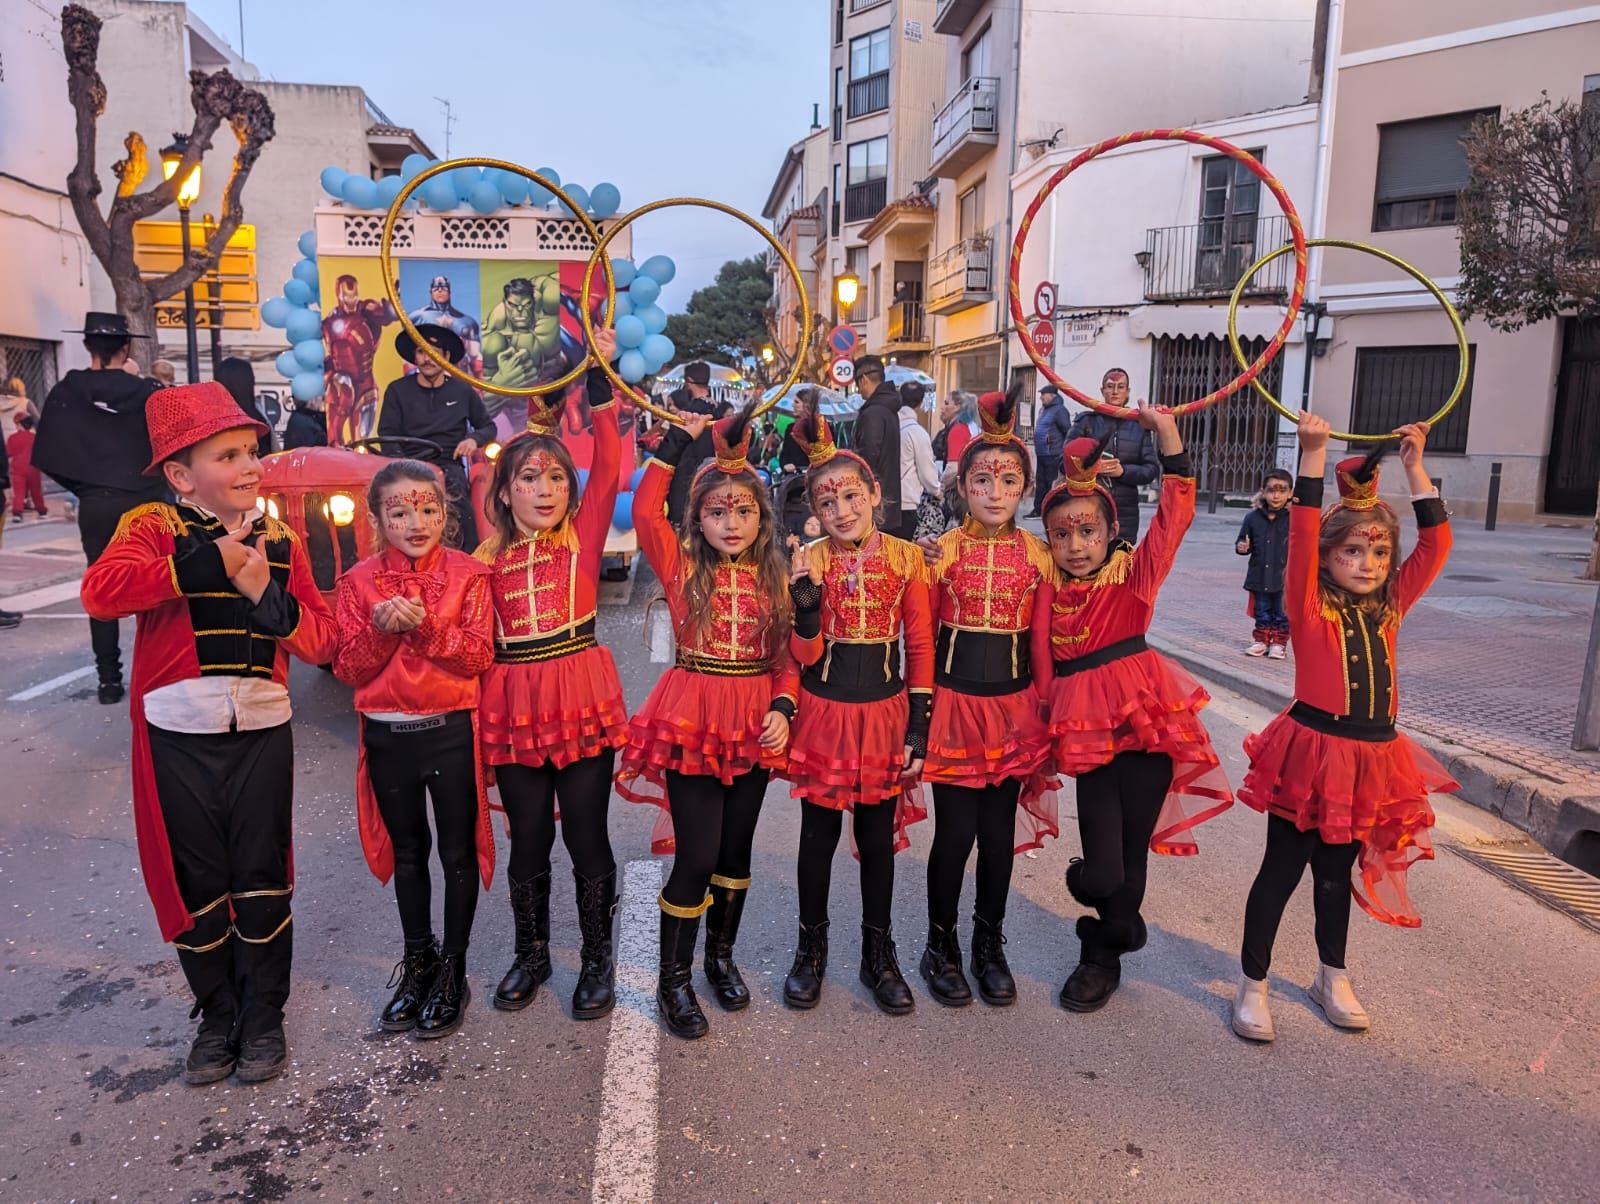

{"left": 1133, "top": 504, "right": 1600, "bottom": 866}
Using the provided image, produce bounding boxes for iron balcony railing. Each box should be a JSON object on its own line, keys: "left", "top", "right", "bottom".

{"left": 850, "top": 0, "right": 890, "bottom": 12}
{"left": 885, "top": 300, "right": 926, "bottom": 344}
{"left": 931, "top": 76, "right": 999, "bottom": 169}
{"left": 1142, "top": 215, "right": 1294, "bottom": 302}
{"left": 844, "top": 177, "right": 888, "bottom": 224}
{"left": 848, "top": 70, "right": 891, "bottom": 119}
{"left": 928, "top": 235, "right": 993, "bottom": 308}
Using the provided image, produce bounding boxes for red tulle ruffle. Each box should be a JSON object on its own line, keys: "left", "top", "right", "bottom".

{"left": 785, "top": 690, "right": 928, "bottom": 854}
{"left": 923, "top": 686, "right": 1059, "bottom": 852}
{"left": 1239, "top": 710, "right": 1457, "bottom": 927}
{"left": 1045, "top": 649, "right": 1234, "bottom": 855}
{"left": 617, "top": 666, "right": 785, "bottom": 852}
{"left": 478, "top": 646, "right": 629, "bottom": 770}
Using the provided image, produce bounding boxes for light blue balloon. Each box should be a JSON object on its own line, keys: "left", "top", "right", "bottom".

{"left": 421, "top": 175, "right": 459, "bottom": 211}
{"left": 628, "top": 275, "right": 661, "bottom": 306}
{"left": 261, "top": 297, "right": 292, "bottom": 328}
{"left": 535, "top": 167, "right": 561, "bottom": 188}
{"left": 468, "top": 180, "right": 501, "bottom": 214}
{"left": 628, "top": 465, "right": 647, "bottom": 491}
{"left": 496, "top": 170, "right": 527, "bottom": 205}
{"left": 527, "top": 182, "right": 552, "bottom": 207}
{"left": 641, "top": 333, "right": 675, "bottom": 366}
{"left": 291, "top": 370, "right": 325, "bottom": 402}
{"left": 576, "top": 467, "right": 590, "bottom": 491}
{"left": 451, "top": 165, "right": 482, "bottom": 199}
{"left": 614, "top": 315, "right": 646, "bottom": 349}
{"left": 400, "top": 153, "right": 431, "bottom": 182}
{"left": 610, "top": 293, "right": 633, "bottom": 320}
{"left": 342, "top": 174, "right": 379, "bottom": 209}
{"left": 611, "top": 491, "right": 634, "bottom": 532}
{"left": 559, "top": 184, "right": 590, "bottom": 215}
{"left": 275, "top": 349, "right": 301, "bottom": 378}
{"left": 283, "top": 278, "right": 313, "bottom": 307}
{"left": 639, "top": 349, "right": 666, "bottom": 377}
{"left": 292, "top": 258, "right": 320, "bottom": 287}
{"left": 617, "top": 349, "right": 648, "bottom": 383}
{"left": 293, "top": 338, "right": 325, "bottom": 370}
{"left": 296, "top": 230, "right": 317, "bottom": 259}
{"left": 635, "top": 303, "right": 668, "bottom": 336}
{"left": 376, "top": 174, "right": 404, "bottom": 208}
{"left": 589, "top": 182, "right": 621, "bottom": 218}
{"left": 319, "top": 166, "right": 348, "bottom": 197}
{"left": 610, "top": 258, "right": 637, "bottom": 288}
{"left": 285, "top": 308, "right": 321, "bottom": 345}
{"left": 639, "top": 255, "right": 677, "bottom": 285}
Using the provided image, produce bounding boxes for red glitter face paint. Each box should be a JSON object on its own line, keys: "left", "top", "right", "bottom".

{"left": 704, "top": 488, "right": 757, "bottom": 513}
{"left": 1351, "top": 524, "right": 1392, "bottom": 546}
{"left": 385, "top": 485, "right": 443, "bottom": 511}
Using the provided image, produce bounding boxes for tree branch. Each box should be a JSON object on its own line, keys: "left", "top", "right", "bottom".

{"left": 61, "top": 4, "right": 111, "bottom": 266}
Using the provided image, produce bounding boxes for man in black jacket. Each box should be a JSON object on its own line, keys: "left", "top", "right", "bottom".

{"left": 851, "top": 355, "right": 901, "bottom": 523}
{"left": 1063, "top": 369, "right": 1160, "bottom": 541}
{"left": 377, "top": 325, "right": 495, "bottom": 548}
{"left": 665, "top": 362, "right": 717, "bottom": 526}
{"left": 32, "top": 312, "right": 164, "bottom": 701}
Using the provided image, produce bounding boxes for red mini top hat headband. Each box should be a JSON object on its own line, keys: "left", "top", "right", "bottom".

{"left": 1329, "top": 445, "right": 1394, "bottom": 518}
{"left": 1041, "top": 433, "right": 1116, "bottom": 517}
{"left": 524, "top": 393, "right": 564, "bottom": 438}
{"left": 690, "top": 397, "right": 760, "bottom": 488}
{"left": 976, "top": 382, "right": 1025, "bottom": 449}
{"left": 791, "top": 411, "right": 874, "bottom": 479}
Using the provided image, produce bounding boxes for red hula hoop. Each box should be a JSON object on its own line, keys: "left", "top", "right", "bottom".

{"left": 1008, "top": 129, "right": 1307, "bottom": 418}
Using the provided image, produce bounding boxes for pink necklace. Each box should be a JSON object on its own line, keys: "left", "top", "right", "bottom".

{"left": 834, "top": 532, "right": 880, "bottom": 598}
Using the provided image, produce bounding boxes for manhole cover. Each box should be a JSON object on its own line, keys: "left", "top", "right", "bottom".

{"left": 1446, "top": 574, "right": 1498, "bottom": 583}
{"left": 1447, "top": 844, "right": 1600, "bottom": 934}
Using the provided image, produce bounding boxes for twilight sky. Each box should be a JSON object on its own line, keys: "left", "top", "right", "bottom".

{"left": 186, "top": 0, "right": 828, "bottom": 311}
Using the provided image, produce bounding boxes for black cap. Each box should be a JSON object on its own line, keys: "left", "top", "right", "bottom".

{"left": 684, "top": 361, "right": 711, "bottom": 386}
{"left": 66, "top": 311, "right": 148, "bottom": 339}
{"left": 1040, "top": 384, "right": 1061, "bottom": 397}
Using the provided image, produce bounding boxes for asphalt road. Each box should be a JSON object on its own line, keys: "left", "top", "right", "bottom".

{"left": 1, "top": 535, "right": 1597, "bottom": 1202}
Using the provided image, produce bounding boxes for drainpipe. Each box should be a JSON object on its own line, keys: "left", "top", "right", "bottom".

{"left": 1302, "top": 0, "right": 1344, "bottom": 413}
{"left": 998, "top": 3, "right": 1024, "bottom": 389}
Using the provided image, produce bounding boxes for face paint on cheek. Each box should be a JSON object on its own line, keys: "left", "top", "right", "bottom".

{"left": 418, "top": 509, "right": 445, "bottom": 533}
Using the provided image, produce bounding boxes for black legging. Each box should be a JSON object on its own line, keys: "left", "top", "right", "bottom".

{"left": 927, "top": 780, "right": 1021, "bottom": 929}
{"left": 1240, "top": 813, "right": 1361, "bottom": 980}
{"left": 364, "top": 713, "right": 481, "bottom": 955}
{"left": 796, "top": 799, "right": 898, "bottom": 929}
{"left": 661, "top": 769, "right": 768, "bottom": 910}
{"left": 497, "top": 749, "right": 617, "bottom": 883}
{"left": 1074, "top": 751, "right": 1173, "bottom": 954}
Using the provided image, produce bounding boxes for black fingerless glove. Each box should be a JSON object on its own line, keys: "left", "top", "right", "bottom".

{"left": 585, "top": 364, "right": 614, "bottom": 407}
{"left": 655, "top": 423, "right": 694, "bottom": 467}
{"left": 905, "top": 691, "right": 933, "bottom": 760}
{"left": 770, "top": 697, "right": 797, "bottom": 722}
{"left": 790, "top": 576, "right": 822, "bottom": 638}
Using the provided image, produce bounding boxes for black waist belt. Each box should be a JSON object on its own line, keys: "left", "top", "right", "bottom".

{"left": 676, "top": 650, "right": 769, "bottom": 678}
{"left": 1054, "top": 635, "right": 1148, "bottom": 678}
{"left": 803, "top": 639, "right": 903, "bottom": 703}
{"left": 935, "top": 625, "right": 1030, "bottom": 697}
{"left": 1289, "top": 701, "right": 1397, "bottom": 743}
{"left": 364, "top": 709, "right": 473, "bottom": 737}
{"left": 495, "top": 618, "right": 597, "bottom": 664}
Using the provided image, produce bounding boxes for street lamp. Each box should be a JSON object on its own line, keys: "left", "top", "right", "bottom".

{"left": 760, "top": 343, "right": 775, "bottom": 385}
{"left": 835, "top": 271, "right": 860, "bottom": 315}
{"left": 160, "top": 134, "right": 203, "bottom": 383}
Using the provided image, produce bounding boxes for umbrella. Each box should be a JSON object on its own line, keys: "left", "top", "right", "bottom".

{"left": 762, "top": 383, "right": 857, "bottom": 419}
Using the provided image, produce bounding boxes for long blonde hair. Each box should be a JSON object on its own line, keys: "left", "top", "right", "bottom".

{"left": 1316, "top": 503, "right": 1402, "bottom": 629}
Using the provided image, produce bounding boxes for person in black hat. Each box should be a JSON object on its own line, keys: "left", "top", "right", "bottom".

{"left": 377, "top": 324, "right": 495, "bottom": 549}
{"left": 31, "top": 312, "right": 163, "bottom": 702}
{"left": 850, "top": 355, "right": 902, "bottom": 526}
{"left": 665, "top": 362, "right": 716, "bottom": 526}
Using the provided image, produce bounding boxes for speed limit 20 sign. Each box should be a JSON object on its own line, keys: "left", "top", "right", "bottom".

{"left": 829, "top": 357, "right": 855, "bottom": 387}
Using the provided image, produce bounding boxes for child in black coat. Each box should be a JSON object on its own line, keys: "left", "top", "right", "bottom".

{"left": 1234, "top": 468, "right": 1292, "bottom": 658}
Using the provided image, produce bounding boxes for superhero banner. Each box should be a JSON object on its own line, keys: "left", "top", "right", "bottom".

{"left": 319, "top": 256, "right": 631, "bottom": 488}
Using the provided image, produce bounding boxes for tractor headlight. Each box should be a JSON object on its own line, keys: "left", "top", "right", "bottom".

{"left": 328, "top": 492, "right": 357, "bottom": 526}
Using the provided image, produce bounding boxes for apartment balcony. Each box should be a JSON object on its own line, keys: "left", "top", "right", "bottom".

{"left": 934, "top": 0, "right": 985, "bottom": 36}
{"left": 850, "top": 0, "right": 890, "bottom": 12}
{"left": 844, "top": 177, "right": 888, "bottom": 225}
{"left": 848, "top": 70, "right": 890, "bottom": 119}
{"left": 927, "top": 236, "right": 992, "bottom": 315}
{"left": 884, "top": 300, "right": 930, "bottom": 350}
{"left": 930, "top": 77, "right": 999, "bottom": 178}
{"left": 1142, "top": 215, "right": 1295, "bottom": 302}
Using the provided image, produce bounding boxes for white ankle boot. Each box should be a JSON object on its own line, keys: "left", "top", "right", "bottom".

{"left": 1231, "top": 974, "right": 1275, "bottom": 1042}
{"left": 1308, "top": 963, "right": 1370, "bottom": 1030}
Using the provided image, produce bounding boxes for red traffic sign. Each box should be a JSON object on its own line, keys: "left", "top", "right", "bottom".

{"left": 1029, "top": 318, "right": 1056, "bottom": 359}
{"left": 828, "top": 324, "right": 860, "bottom": 357}
{"left": 1033, "top": 281, "right": 1058, "bottom": 320}
{"left": 829, "top": 356, "right": 856, "bottom": 386}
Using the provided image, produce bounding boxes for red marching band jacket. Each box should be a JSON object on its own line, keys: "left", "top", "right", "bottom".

{"left": 80, "top": 503, "right": 338, "bottom": 942}
{"left": 333, "top": 544, "right": 496, "bottom": 888}
{"left": 476, "top": 397, "right": 630, "bottom": 770}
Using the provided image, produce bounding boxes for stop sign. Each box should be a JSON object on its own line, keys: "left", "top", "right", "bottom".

{"left": 1030, "top": 318, "right": 1056, "bottom": 359}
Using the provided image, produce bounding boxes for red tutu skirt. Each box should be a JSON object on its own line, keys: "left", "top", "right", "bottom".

{"left": 923, "top": 686, "right": 1059, "bottom": 853}
{"left": 785, "top": 690, "right": 928, "bottom": 855}
{"left": 1239, "top": 710, "right": 1458, "bottom": 927}
{"left": 617, "top": 666, "right": 785, "bottom": 853}
{"left": 1045, "top": 649, "right": 1234, "bottom": 856}
{"left": 478, "top": 647, "right": 629, "bottom": 770}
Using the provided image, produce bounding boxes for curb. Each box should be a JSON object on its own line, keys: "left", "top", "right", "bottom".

{"left": 1149, "top": 635, "right": 1600, "bottom": 872}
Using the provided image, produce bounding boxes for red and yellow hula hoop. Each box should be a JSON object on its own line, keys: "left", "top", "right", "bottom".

{"left": 1009, "top": 129, "right": 1308, "bottom": 417}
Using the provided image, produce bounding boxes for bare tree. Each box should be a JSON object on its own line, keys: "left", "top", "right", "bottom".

{"left": 61, "top": 3, "right": 275, "bottom": 342}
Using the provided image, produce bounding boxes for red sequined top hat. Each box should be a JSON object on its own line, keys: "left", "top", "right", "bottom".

{"left": 975, "top": 382, "right": 1024, "bottom": 446}
{"left": 791, "top": 411, "right": 874, "bottom": 479}
{"left": 144, "top": 382, "right": 269, "bottom": 475}
{"left": 690, "top": 398, "right": 760, "bottom": 487}
{"left": 524, "top": 393, "right": 564, "bottom": 438}
{"left": 1332, "top": 448, "right": 1385, "bottom": 512}
{"left": 1040, "top": 432, "right": 1116, "bottom": 517}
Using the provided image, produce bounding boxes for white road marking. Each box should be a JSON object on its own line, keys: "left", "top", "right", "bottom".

{"left": 0, "top": 579, "right": 85, "bottom": 611}
{"left": 8, "top": 665, "right": 96, "bottom": 701}
{"left": 591, "top": 858, "right": 662, "bottom": 1204}
{"left": 647, "top": 609, "right": 673, "bottom": 664}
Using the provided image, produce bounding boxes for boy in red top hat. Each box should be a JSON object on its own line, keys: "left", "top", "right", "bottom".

{"left": 80, "top": 382, "right": 337, "bottom": 1086}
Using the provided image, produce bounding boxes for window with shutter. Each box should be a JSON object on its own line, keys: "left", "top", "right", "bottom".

{"left": 1349, "top": 345, "right": 1476, "bottom": 454}
{"left": 1372, "top": 109, "right": 1497, "bottom": 231}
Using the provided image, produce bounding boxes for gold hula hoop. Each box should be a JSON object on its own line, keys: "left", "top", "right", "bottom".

{"left": 581, "top": 198, "right": 811, "bottom": 424}
{"left": 379, "top": 158, "right": 616, "bottom": 397}
{"left": 1226, "top": 238, "right": 1468, "bottom": 443}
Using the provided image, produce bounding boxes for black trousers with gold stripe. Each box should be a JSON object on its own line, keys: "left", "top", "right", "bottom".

{"left": 148, "top": 721, "right": 294, "bottom": 1040}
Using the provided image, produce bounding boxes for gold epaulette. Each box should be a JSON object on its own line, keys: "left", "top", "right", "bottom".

{"left": 805, "top": 536, "right": 832, "bottom": 578}
{"left": 111, "top": 501, "right": 183, "bottom": 543}
{"left": 879, "top": 533, "right": 928, "bottom": 584}
{"left": 928, "top": 528, "right": 963, "bottom": 580}
{"left": 1091, "top": 546, "right": 1133, "bottom": 589}
{"left": 261, "top": 514, "right": 296, "bottom": 545}
{"left": 1020, "top": 528, "right": 1060, "bottom": 585}
{"left": 472, "top": 535, "right": 503, "bottom": 565}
